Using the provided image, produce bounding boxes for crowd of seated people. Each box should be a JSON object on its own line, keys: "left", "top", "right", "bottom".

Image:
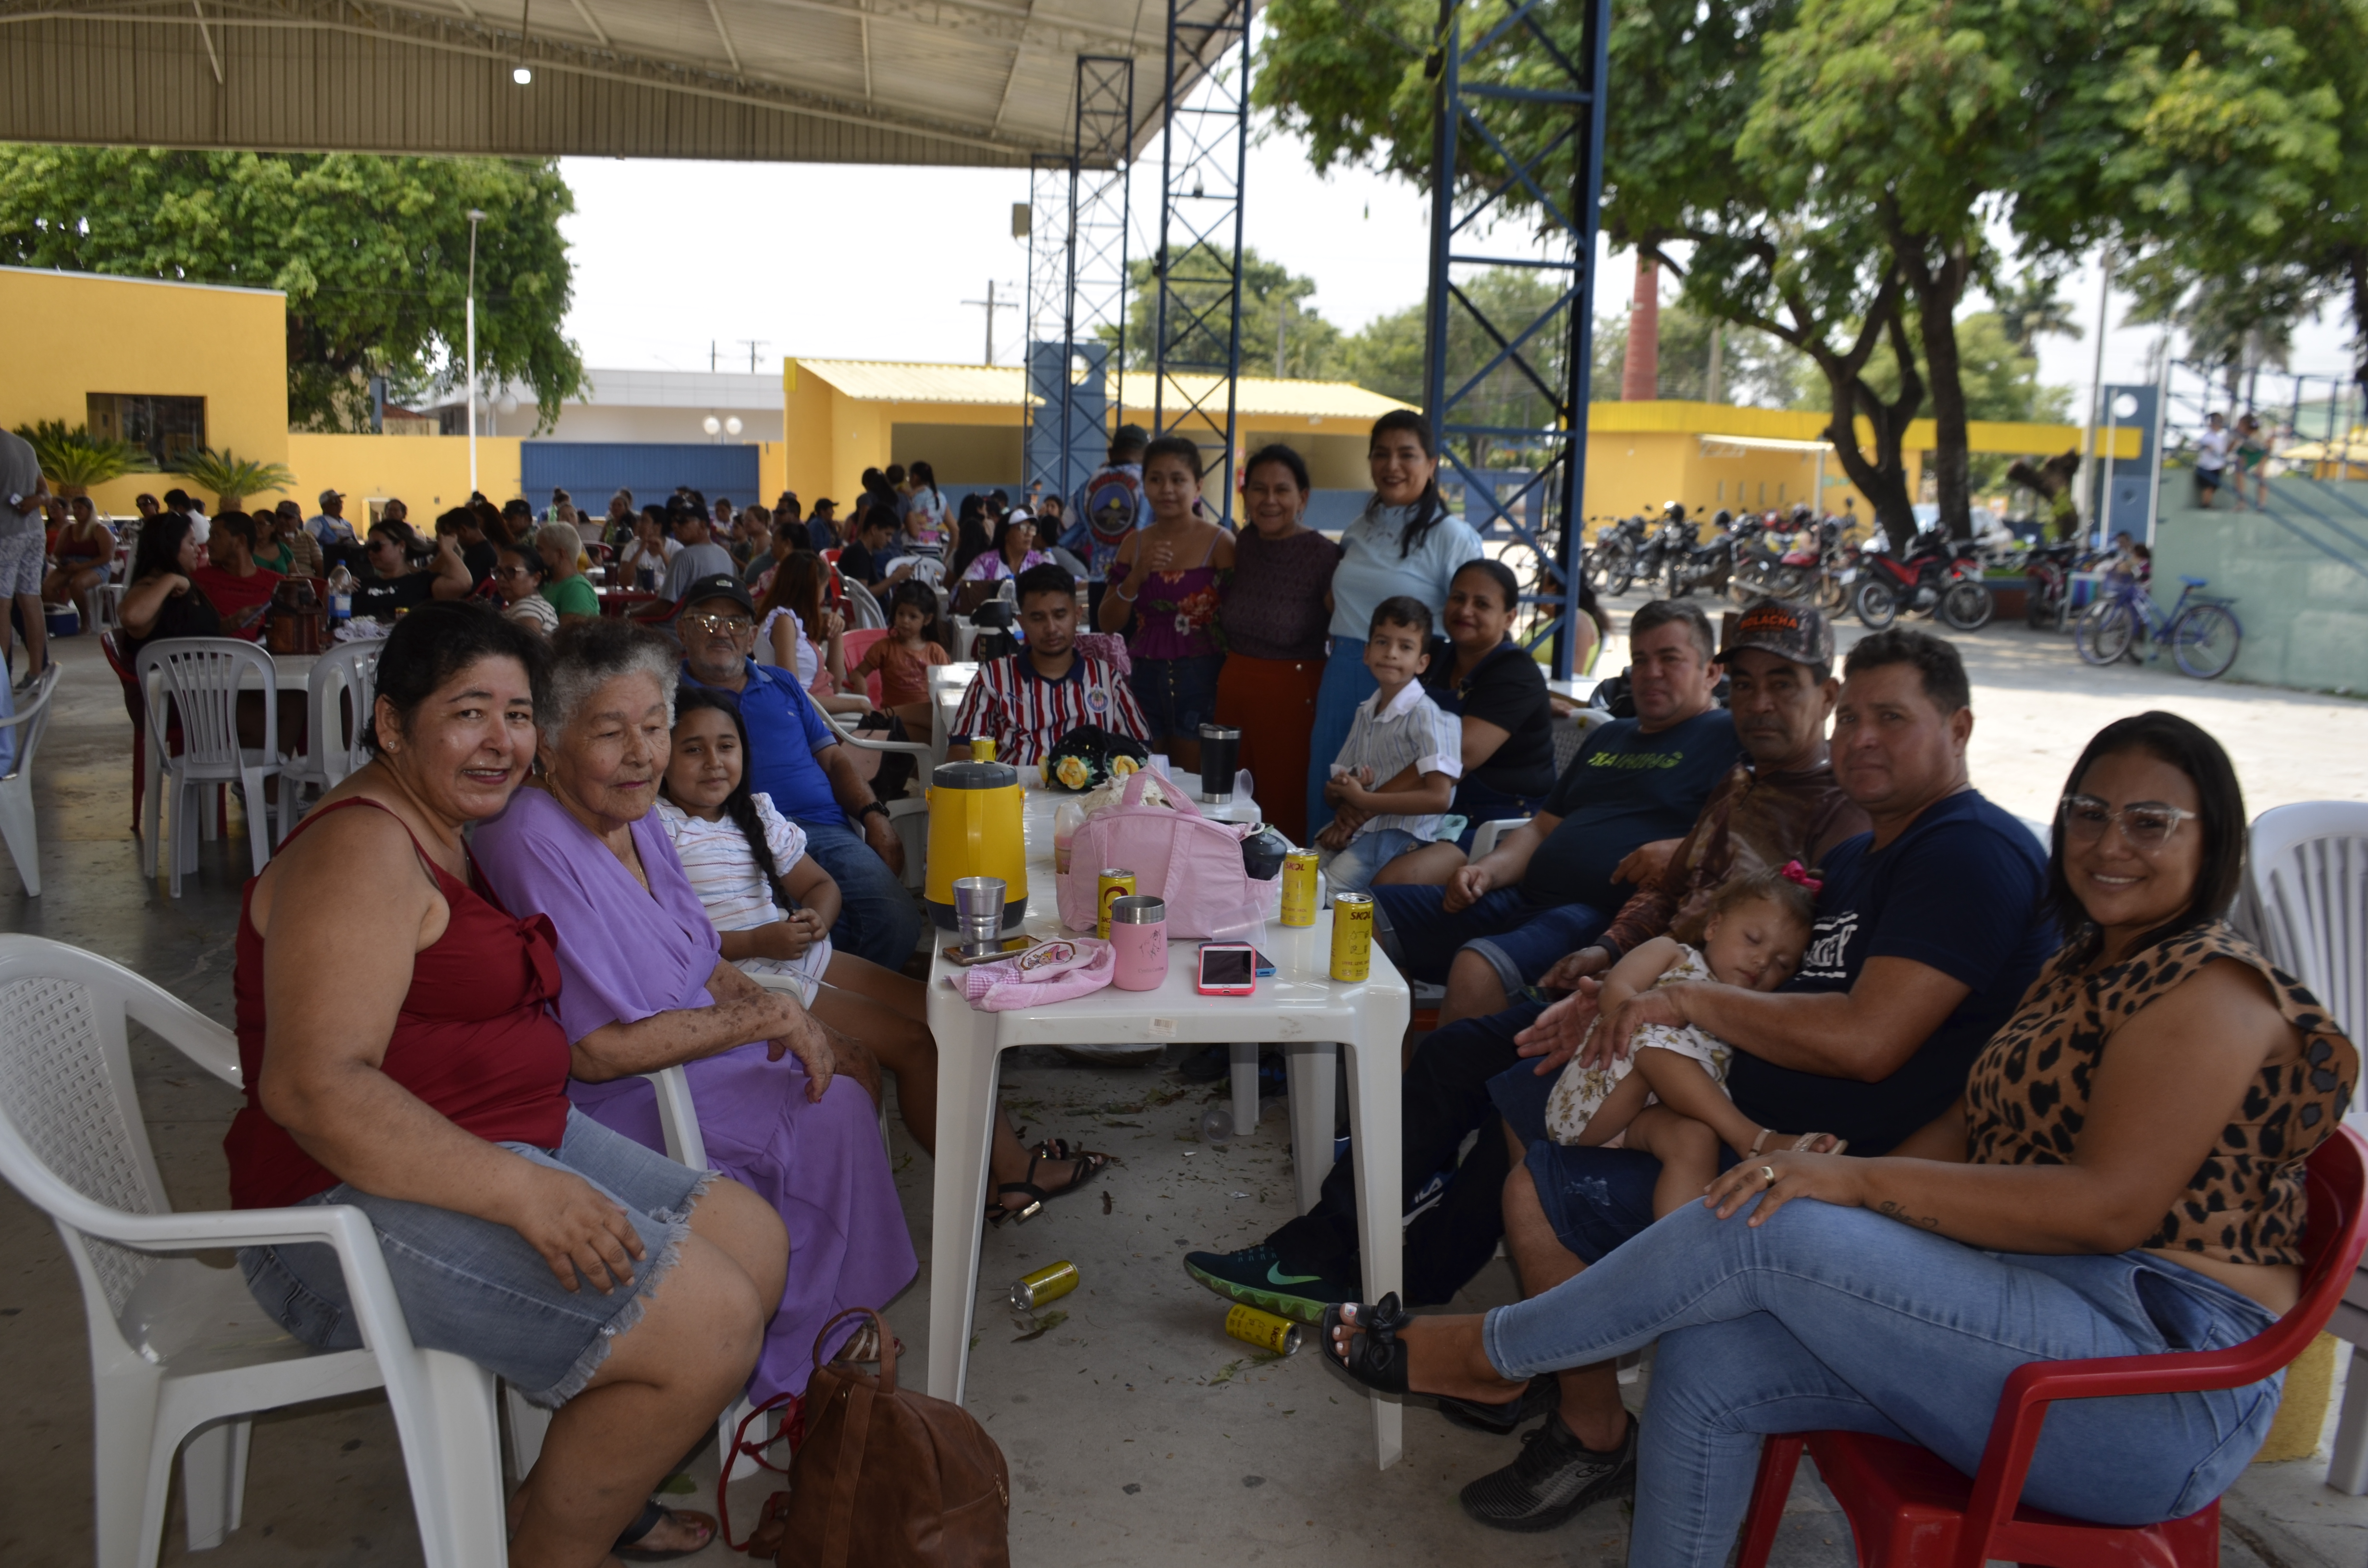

{"left": 80, "top": 413, "right": 2351, "bottom": 1564}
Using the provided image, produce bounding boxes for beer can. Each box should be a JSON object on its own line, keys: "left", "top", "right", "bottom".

{"left": 1010, "top": 1260, "right": 1079, "bottom": 1312}
{"left": 1096, "top": 869, "right": 1136, "bottom": 940}
{"left": 1330, "top": 891, "right": 1374, "bottom": 983}
{"left": 1279, "top": 850, "right": 1319, "bottom": 928}
{"left": 970, "top": 735, "right": 998, "bottom": 763}
{"left": 1223, "top": 1303, "right": 1303, "bottom": 1356}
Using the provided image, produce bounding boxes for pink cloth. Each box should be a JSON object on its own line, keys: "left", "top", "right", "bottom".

{"left": 961, "top": 937, "right": 1117, "bottom": 1010}
{"left": 1074, "top": 630, "right": 1133, "bottom": 678}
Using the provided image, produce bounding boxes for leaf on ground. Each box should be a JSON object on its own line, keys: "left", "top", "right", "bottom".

{"left": 1012, "top": 1310, "right": 1069, "bottom": 1343}
{"left": 657, "top": 1473, "right": 698, "bottom": 1495}
{"left": 1101, "top": 1119, "right": 1144, "bottom": 1127}
{"left": 1207, "top": 1358, "right": 1246, "bottom": 1385}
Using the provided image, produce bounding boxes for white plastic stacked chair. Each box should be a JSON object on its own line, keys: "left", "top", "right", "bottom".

{"left": 0, "top": 664, "right": 63, "bottom": 895}
{"left": 2235, "top": 803, "right": 2368, "bottom": 1492}
{"left": 0, "top": 934, "right": 506, "bottom": 1567}
{"left": 135, "top": 637, "right": 290, "bottom": 896}
{"left": 281, "top": 641, "right": 384, "bottom": 809}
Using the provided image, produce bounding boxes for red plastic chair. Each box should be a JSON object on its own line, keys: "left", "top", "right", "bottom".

{"left": 1736, "top": 1125, "right": 2368, "bottom": 1568}
{"left": 839, "top": 626, "right": 889, "bottom": 708}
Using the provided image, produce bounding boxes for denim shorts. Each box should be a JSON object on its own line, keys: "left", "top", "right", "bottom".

{"left": 1523, "top": 1137, "right": 1738, "bottom": 1264}
{"left": 1320, "top": 826, "right": 1424, "bottom": 896}
{"left": 237, "top": 1109, "right": 713, "bottom": 1408}
{"left": 1130, "top": 651, "right": 1224, "bottom": 740}
{"left": 1370, "top": 883, "right": 1607, "bottom": 992}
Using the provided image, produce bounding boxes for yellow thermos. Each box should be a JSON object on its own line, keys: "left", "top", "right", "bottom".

{"left": 924, "top": 754, "right": 1029, "bottom": 930}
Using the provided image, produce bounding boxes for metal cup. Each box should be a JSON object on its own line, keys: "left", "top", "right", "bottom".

{"left": 1196, "top": 723, "right": 1242, "bottom": 802}
{"left": 952, "top": 875, "right": 1006, "bottom": 955}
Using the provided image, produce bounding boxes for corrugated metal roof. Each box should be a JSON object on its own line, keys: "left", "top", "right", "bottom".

{"left": 0, "top": 0, "right": 1239, "bottom": 165}
{"left": 795, "top": 358, "right": 1413, "bottom": 420}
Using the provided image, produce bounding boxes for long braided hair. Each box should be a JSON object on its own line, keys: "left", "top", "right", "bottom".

{"left": 664, "top": 686, "right": 783, "bottom": 889}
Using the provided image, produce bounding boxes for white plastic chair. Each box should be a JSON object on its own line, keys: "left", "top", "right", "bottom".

{"left": 2233, "top": 803, "right": 2368, "bottom": 1491}
{"left": 282, "top": 641, "right": 383, "bottom": 807}
{"left": 92, "top": 580, "right": 127, "bottom": 633}
{"left": 842, "top": 577, "right": 887, "bottom": 631}
{"left": 1469, "top": 817, "right": 1531, "bottom": 860}
{"left": 0, "top": 664, "right": 63, "bottom": 895}
{"left": 135, "top": 637, "right": 290, "bottom": 896}
{"left": 0, "top": 934, "right": 506, "bottom": 1568}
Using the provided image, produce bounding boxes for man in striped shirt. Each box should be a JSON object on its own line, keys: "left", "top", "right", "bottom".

{"left": 950, "top": 561, "right": 1150, "bottom": 766}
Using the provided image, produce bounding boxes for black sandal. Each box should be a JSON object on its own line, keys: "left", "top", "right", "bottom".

{"left": 1322, "top": 1295, "right": 1538, "bottom": 1429}
{"left": 615, "top": 1500, "right": 717, "bottom": 1562}
{"left": 987, "top": 1140, "right": 1113, "bottom": 1227}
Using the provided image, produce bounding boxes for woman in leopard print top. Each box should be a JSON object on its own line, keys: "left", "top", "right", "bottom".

{"left": 1319, "top": 711, "right": 2355, "bottom": 1565}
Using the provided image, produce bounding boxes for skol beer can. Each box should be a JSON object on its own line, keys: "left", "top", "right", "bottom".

{"left": 1011, "top": 1260, "right": 1080, "bottom": 1312}
{"left": 1096, "top": 868, "right": 1137, "bottom": 940}
{"left": 1330, "top": 891, "right": 1374, "bottom": 983}
{"left": 1223, "top": 1302, "right": 1304, "bottom": 1356}
{"left": 1280, "top": 850, "right": 1319, "bottom": 928}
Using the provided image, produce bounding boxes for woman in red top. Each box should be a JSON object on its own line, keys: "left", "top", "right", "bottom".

{"left": 228, "top": 602, "right": 795, "bottom": 1565}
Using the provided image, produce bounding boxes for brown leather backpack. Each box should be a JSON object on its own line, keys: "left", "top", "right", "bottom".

{"left": 756, "top": 1307, "right": 1010, "bottom": 1568}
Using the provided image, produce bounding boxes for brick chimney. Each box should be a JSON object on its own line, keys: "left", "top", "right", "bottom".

{"left": 1621, "top": 255, "right": 1660, "bottom": 402}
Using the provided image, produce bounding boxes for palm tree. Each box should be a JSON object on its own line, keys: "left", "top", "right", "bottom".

{"left": 173, "top": 448, "right": 298, "bottom": 513}
{"left": 1995, "top": 273, "right": 2080, "bottom": 356}
{"left": 10, "top": 420, "right": 150, "bottom": 497}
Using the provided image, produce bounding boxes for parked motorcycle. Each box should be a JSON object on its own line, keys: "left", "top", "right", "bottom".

{"left": 2022, "top": 542, "right": 2083, "bottom": 632}
{"left": 1584, "top": 513, "right": 1653, "bottom": 597}
{"left": 1662, "top": 507, "right": 1737, "bottom": 600}
{"left": 1851, "top": 529, "right": 1992, "bottom": 630}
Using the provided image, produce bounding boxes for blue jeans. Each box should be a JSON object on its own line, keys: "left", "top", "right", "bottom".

{"left": 794, "top": 815, "right": 923, "bottom": 968}
{"left": 1129, "top": 650, "right": 1224, "bottom": 745}
{"left": 239, "top": 1111, "right": 711, "bottom": 1406}
{"left": 1306, "top": 641, "right": 1377, "bottom": 839}
{"left": 1484, "top": 1197, "right": 2282, "bottom": 1564}
{"left": 1320, "top": 826, "right": 1422, "bottom": 896}
{"left": 1370, "top": 883, "right": 1606, "bottom": 992}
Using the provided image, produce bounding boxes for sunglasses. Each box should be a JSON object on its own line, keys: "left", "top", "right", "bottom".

{"left": 685, "top": 612, "right": 753, "bottom": 635}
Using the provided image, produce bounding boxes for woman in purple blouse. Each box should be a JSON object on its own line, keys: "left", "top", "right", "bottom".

{"left": 1214, "top": 445, "right": 1338, "bottom": 845}
{"left": 474, "top": 620, "right": 917, "bottom": 1402}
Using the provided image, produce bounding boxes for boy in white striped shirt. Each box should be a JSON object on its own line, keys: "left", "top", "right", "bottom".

{"left": 1316, "top": 596, "right": 1464, "bottom": 892}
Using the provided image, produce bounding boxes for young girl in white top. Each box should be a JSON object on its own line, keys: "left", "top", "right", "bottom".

{"left": 1543, "top": 865, "right": 1843, "bottom": 1219}
{"left": 658, "top": 687, "right": 1115, "bottom": 1222}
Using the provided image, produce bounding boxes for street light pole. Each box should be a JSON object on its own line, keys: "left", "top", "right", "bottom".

{"left": 465, "top": 208, "right": 487, "bottom": 494}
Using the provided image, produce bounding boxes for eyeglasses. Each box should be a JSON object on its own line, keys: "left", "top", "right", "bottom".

{"left": 685, "top": 612, "right": 753, "bottom": 635}
{"left": 2059, "top": 794, "right": 2198, "bottom": 850}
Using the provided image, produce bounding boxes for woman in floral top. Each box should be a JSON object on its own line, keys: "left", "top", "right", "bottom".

{"left": 1097, "top": 434, "right": 1235, "bottom": 772}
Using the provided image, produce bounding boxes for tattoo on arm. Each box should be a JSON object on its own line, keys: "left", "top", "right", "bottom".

{"left": 1877, "top": 1200, "right": 1942, "bottom": 1231}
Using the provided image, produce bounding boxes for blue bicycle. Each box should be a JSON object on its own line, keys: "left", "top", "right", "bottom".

{"left": 2073, "top": 571, "right": 2244, "bottom": 679}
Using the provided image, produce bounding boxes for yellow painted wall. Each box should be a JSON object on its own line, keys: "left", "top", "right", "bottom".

{"left": 0, "top": 267, "right": 289, "bottom": 514}
{"left": 283, "top": 433, "right": 522, "bottom": 517}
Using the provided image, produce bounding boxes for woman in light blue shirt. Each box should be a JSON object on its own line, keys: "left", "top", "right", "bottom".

{"left": 1308, "top": 410, "right": 1485, "bottom": 837}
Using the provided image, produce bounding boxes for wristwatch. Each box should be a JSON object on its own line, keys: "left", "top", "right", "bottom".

{"left": 857, "top": 800, "right": 892, "bottom": 823}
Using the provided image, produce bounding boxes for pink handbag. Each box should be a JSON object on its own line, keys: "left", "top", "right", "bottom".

{"left": 1056, "top": 770, "right": 1281, "bottom": 939}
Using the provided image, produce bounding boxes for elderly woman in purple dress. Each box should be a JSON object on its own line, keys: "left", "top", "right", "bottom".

{"left": 473, "top": 618, "right": 917, "bottom": 1403}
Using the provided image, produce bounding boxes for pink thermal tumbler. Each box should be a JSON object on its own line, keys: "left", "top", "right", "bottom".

{"left": 1107, "top": 895, "right": 1169, "bottom": 991}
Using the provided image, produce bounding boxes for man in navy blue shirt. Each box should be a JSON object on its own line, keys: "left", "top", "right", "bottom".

{"left": 1372, "top": 600, "right": 1744, "bottom": 1028}
{"left": 1445, "top": 628, "right": 2053, "bottom": 1532}
{"left": 675, "top": 574, "right": 924, "bottom": 968}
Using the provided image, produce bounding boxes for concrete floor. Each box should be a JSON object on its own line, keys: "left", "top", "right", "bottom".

{"left": 3, "top": 600, "right": 2365, "bottom": 1566}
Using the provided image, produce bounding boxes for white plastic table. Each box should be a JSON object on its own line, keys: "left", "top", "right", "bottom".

{"left": 922, "top": 784, "right": 1411, "bottom": 1468}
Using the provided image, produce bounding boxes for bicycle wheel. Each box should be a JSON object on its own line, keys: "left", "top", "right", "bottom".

{"left": 2171, "top": 603, "right": 2242, "bottom": 679}
{"left": 2075, "top": 600, "right": 2134, "bottom": 666}
{"left": 1939, "top": 579, "right": 1994, "bottom": 631}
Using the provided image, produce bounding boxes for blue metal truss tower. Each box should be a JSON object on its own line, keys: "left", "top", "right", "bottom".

{"left": 1422, "top": 0, "right": 1611, "bottom": 676}
{"left": 1024, "top": 55, "right": 1134, "bottom": 509}
{"left": 1151, "top": 0, "right": 1252, "bottom": 525}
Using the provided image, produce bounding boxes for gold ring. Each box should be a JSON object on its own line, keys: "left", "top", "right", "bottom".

{"left": 1759, "top": 1165, "right": 1777, "bottom": 1185}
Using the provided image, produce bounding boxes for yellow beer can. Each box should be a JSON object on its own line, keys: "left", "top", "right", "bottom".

{"left": 1223, "top": 1302, "right": 1304, "bottom": 1355}
{"left": 1279, "top": 850, "right": 1319, "bottom": 928}
{"left": 1010, "top": 1260, "right": 1079, "bottom": 1312}
{"left": 971, "top": 735, "right": 997, "bottom": 762}
{"left": 1330, "top": 891, "right": 1374, "bottom": 982}
{"left": 1096, "top": 869, "right": 1136, "bottom": 940}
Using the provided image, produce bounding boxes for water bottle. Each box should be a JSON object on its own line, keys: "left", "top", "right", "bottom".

{"left": 325, "top": 564, "right": 354, "bottom": 625}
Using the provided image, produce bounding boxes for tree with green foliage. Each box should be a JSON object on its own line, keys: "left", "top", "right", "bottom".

{"left": 1994, "top": 272, "right": 2080, "bottom": 356}
{"left": 1115, "top": 245, "right": 1345, "bottom": 380}
{"left": 0, "top": 147, "right": 585, "bottom": 433}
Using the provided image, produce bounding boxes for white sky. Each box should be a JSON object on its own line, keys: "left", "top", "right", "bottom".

{"left": 556, "top": 124, "right": 2360, "bottom": 405}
